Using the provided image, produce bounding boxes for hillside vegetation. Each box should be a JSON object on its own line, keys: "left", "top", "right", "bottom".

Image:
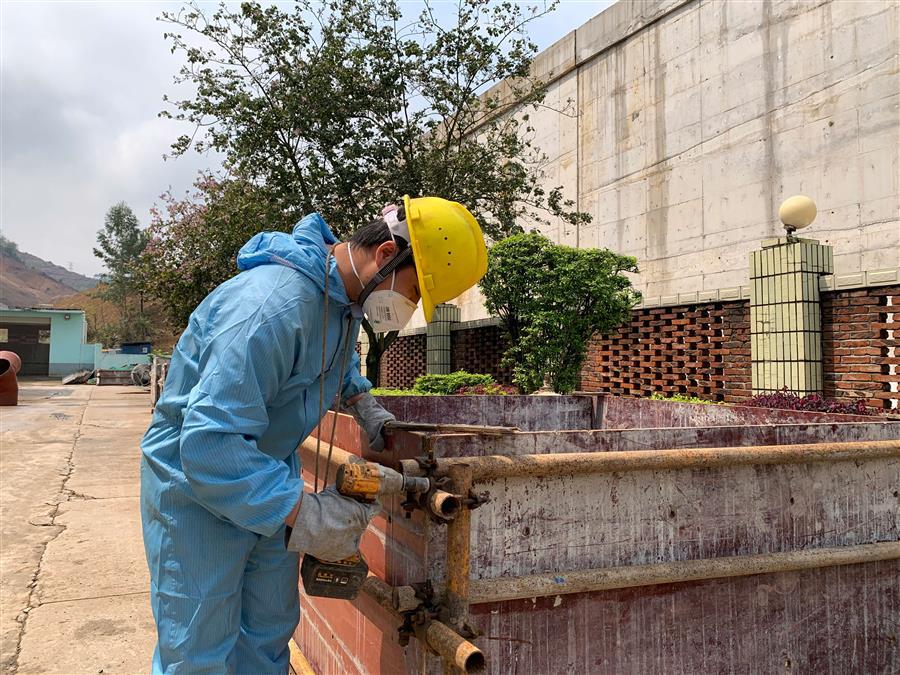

{"left": 0, "top": 235, "right": 97, "bottom": 308}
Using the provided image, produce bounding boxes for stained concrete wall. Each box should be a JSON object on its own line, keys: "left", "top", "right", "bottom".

{"left": 415, "top": 0, "right": 900, "bottom": 328}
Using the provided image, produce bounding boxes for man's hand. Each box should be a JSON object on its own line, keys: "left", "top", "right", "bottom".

{"left": 285, "top": 486, "right": 380, "bottom": 560}
{"left": 343, "top": 392, "right": 396, "bottom": 452}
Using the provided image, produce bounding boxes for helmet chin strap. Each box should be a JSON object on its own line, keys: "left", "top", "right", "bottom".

{"left": 348, "top": 243, "right": 414, "bottom": 307}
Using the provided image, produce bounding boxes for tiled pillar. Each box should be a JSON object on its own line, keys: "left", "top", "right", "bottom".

{"left": 749, "top": 237, "right": 833, "bottom": 395}
{"left": 426, "top": 303, "right": 459, "bottom": 375}
{"left": 357, "top": 330, "right": 369, "bottom": 378}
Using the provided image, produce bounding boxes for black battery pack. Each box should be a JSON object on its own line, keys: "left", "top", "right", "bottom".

{"left": 301, "top": 553, "right": 369, "bottom": 600}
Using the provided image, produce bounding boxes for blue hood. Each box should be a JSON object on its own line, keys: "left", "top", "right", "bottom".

{"left": 236, "top": 213, "right": 350, "bottom": 304}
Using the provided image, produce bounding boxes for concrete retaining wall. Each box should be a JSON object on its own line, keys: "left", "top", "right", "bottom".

{"left": 404, "top": 0, "right": 900, "bottom": 327}
{"left": 374, "top": 394, "right": 889, "bottom": 431}
{"left": 296, "top": 398, "right": 899, "bottom": 673}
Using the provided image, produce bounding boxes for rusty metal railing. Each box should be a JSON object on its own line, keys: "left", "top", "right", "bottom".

{"left": 400, "top": 439, "right": 900, "bottom": 480}
{"left": 468, "top": 542, "right": 900, "bottom": 603}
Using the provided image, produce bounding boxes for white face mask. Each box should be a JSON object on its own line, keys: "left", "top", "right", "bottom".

{"left": 348, "top": 244, "right": 417, "bottom": 332}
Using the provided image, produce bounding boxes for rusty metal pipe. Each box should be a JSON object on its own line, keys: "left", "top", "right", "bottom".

{"left": 445, "top": 465, "right": 473, "bottom": 634}
{"left": 400, "top": 440, "right": 900, "bottom": 481}
{"left": 299, "top": 438, "right": 357, "bottom": 474}
{"left": 360, "top": 575, "right": 396, "bottom": 611}
{"left": 425, "top": 618, "right": 486, "bottom": 673}
{"left": 360, "top": 577, "right": 485, "bottom": 674}
{"left": 468, "top": 541, "right": 900, "bottom": 604}
{"left": 429, "top": 490, "right": 462, "bottom": 520}
{"left": 386, "top": 421, "right": 517, "bottom": 436}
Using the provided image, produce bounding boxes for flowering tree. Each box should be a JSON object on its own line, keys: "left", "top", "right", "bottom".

{"left": 140, "top": 176, "right": 291, "bottom": 329}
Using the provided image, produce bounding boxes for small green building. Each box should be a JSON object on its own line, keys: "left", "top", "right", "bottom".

{"left": 0, "top": 307, "right": 148, "bottom": 377}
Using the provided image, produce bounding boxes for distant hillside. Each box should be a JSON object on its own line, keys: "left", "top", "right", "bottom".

{"left": 53, "top": 286, "right": 123, "bottom": 331}
{"left": 19, "top": 250, "right": 98, "bottom": 292}
{"left": 0, "top": 239, "right": 98, "bottom": 308}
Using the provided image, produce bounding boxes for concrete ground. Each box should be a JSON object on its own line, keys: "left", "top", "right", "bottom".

{"left": 1, "top": 382, "right": 155, "bottom": 674}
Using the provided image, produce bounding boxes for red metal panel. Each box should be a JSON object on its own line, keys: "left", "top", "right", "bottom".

{"left": 375, "top": 395, "right": 594, "bottom": 431}
{"left": 295, "top": 584, "right": 426, "bottom": 675}
{"left": 465, "top": 458, "right": 900, "bottom": 577}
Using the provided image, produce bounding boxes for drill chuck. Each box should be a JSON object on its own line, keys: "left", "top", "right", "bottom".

{"left": 401, "top": 474, "right": 431, "bottom": 494}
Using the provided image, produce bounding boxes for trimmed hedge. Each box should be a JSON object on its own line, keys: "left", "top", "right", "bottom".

{"left": 412, "top": 371, "right": 494, "bottom": 395}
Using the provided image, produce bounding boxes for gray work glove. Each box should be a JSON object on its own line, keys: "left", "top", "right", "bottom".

{"left": 286, "top": 486, "right": 381, "bottom": 561}
{"left": 343, "top": 392, "right": 396, "bottom": 452}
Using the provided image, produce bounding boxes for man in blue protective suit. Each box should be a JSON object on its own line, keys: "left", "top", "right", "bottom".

{"left": 140, "top": 196, "right": 487, "bottom": 674}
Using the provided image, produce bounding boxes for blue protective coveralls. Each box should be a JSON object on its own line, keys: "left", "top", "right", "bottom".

{"left": 140, "top": 214, "right": 369, "bottom": 674}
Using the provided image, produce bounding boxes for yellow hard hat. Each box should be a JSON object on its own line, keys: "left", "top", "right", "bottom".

{"left": 403, "top": 195, "right": 488, "bottom": 322}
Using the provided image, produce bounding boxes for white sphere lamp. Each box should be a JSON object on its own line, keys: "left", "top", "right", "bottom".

{"left": 778, "top": 195, "right": 817, "bottom": 236}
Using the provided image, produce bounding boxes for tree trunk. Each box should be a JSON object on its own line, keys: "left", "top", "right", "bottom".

{"left": 361, "top": 320, "right": 399, "bottom": 389}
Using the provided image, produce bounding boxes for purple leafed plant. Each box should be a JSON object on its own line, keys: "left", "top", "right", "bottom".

{"left": 747, "top": 387, "right": 870, "bottom": 415}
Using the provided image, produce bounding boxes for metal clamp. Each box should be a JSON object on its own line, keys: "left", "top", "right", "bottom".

{"left": 461, "top": 489, "right": 490, "bottom": 510}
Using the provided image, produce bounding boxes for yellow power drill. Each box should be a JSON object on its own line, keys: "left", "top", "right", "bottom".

{"left": 301, "top": 462, "right": 430, "bottom": 599}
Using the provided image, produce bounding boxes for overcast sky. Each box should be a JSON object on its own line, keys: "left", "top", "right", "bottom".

{"left": 1, "top": 0, "right": 612, "bottom": 277}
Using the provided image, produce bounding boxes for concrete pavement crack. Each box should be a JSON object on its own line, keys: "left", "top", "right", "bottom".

{"left": 65, "top": 490, "right": 97, "bottom": 501}
{"left": 8, "top": 387, "right": 94, "bottom": 674}
{"left": 36, "top": 590, "right": 149, "bottom": 606}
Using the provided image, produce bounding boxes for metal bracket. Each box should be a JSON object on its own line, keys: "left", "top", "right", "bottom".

{"left": 401, "top": 475, "right": 457, "bottom": 523}
{"left": 435, "top": 604, "right": 481, "bottom": 641}
{"left": 397, "top": 594, "right": 481, "bottom": 650}
{"left": 397, "top": 594, "right": 440, "bottom": 648}
{"left": 462, "top": 489, "right": 490, "bottom": 510}
{"left": 401, "top": 457, "right": 489, "bottom": 521}
{"left": 414, "top": 454, "right": 438, "bottom": 475}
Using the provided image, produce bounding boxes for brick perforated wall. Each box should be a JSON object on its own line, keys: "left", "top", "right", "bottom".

{"left": 822, "top": 285, "right": 899, "bottom": 411}
{"left": 451, "top": 324, "right": 513, "bottom": 384}
{"left": 378, "top": 333, "right": 426, "bottom": 389}
{"left": 375, "top": 287, "right": 894, "bottom": 409}
{"left": 580, "top": 301, "right": 751, "bottom": 403}
{"left": 377, "top": 324, "right": 512, "bottom": 389}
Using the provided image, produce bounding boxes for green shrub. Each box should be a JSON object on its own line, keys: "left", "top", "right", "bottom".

{"left": 412, "top": 371, "right": 494, "bottom": 395}
{"left": 456, "top": 383, "right": 519, "bottom": 395}
{"left": 650, "top": 392, "right": 721, "bottom": 405}
{"left": 480, "top": 233, "right": 640, "bottom": 394}
{"left": 370, "top": 388, "right": 420, "bottom": 396}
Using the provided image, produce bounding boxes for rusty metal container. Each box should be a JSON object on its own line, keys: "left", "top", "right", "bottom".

{"left": 294, "top": 395, "right": 900, "bottom": 674}
{"left": 0, "top": 350, "right": 22, "bottom": 406}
